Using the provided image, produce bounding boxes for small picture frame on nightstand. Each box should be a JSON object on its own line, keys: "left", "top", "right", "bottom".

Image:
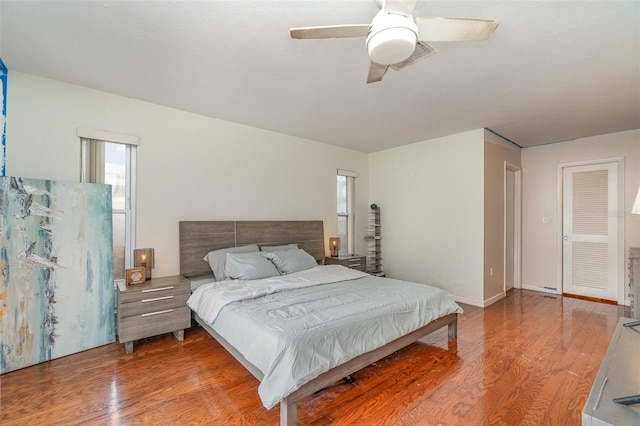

{"left": 125, "top": 267, "right": 146, "bottom": 285}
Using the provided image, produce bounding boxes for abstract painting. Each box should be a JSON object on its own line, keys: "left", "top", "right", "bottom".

{"left": 0, "top": 58, "right": 6, "bottom": 177}
{"left": 1, "top": 176, "right": 114, "bottom": 374}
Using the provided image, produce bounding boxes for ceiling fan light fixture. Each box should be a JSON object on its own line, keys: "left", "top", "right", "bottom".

{"left": 366, "top": 11, "right": 418, "bottom": 65}
{"left": 367, "top": 27, "right": 417, "bottom": 65}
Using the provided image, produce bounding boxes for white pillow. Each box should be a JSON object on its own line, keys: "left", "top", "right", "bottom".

{"left": 261, "top": 249, "right": 317, "bottom": 275}
{"left": 203, "top": 244, "right": 260, "bottom": 281}
{"left": 260, "top": 244, "right": 298, "bottom": 252}
{"left": 224, "top": 252, "right": 280, "bottom": 280}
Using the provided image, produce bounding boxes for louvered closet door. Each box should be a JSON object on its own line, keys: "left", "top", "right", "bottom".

{"left": 562, "top": 162, "right": 618, "bottom": 301}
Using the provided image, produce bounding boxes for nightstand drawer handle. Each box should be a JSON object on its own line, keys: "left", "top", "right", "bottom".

{"left": 141, "top": 295, "right": 174, "bottom": 303}
{"left": 141, "top": 309, "right": 174, "bottom": 317}
{"left": 349, "top": 264, "right": 361, "bottom": 267}
{"left": 141, "top": 286, "right": 174, "bottom": 293}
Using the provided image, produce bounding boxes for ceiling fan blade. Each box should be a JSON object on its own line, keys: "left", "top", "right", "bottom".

{"left": 290, "top": 24, "right": 371, "bottom": 39}
{"left": 390, "top": 41, "right": 437, "bottom": 71}
{"left": 416, "top": 17, "right": 500, "bottom": 41}
{"left": 367, "top": 61, "right": 389, "bottom": 84}
{"left": 381, "top": 0, "right": 418, "bottom": 17}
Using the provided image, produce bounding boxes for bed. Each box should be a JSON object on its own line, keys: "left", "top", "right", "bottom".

{"left": 180, "top": 220, "right": 461, "bottom": 425}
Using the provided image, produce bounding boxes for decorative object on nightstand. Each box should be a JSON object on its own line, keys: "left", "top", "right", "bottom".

{"left": 125, "top": 267, "right": 146, "bottom": 285}
{"left": 116, "top": 275, "right": 191, "bottom": 354}
{"left": 325, "top": 254, "right": 366, "bottom": 272}
{"left": 134, "top": 247, "right": 155, "bottom": 279}
{"left": 366, "top": 203, "right": 384, "bottom": 276}
{"left": 329, "top": 237, "right": 340, "bottom": 257}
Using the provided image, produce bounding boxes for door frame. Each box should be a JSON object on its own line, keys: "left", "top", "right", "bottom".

{"left": 504, "top": 161, "right": 522, "bottom": 291}
{"left": 556, "top": 157, "right": 626, "bottom": 304}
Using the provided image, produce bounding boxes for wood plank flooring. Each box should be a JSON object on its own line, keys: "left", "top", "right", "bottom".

{"left": 0, "top": 289, "right": 628, "bottom": 425}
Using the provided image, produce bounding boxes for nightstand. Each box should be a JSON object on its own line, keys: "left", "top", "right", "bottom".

{"left": 117, "top": 275, "right": 191, "bottom": 354}
{"left": 324, "top": 254, "right": 366, "bottom": 272}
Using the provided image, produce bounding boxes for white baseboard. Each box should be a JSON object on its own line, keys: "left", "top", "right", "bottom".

{"left": 450, "top": 294, "right": 484, "bottom": 308}
{"left": 450, "top": 292, "right": 506, "bottom": 308}
{"left": 483, "top": 291, "right": 506, "bottom": 307}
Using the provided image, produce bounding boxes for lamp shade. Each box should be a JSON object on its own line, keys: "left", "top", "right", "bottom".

{"left": 329, "top": 237, "right": 340, "bottom": 257}
{"left": 134, "top": 248, "right": 155, "bottom": 279}
{"left": 633, "top": 186, "right": 640, "bottom": 215}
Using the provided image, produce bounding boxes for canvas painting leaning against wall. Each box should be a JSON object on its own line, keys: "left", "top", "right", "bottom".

{"left": 0, "top": 176, "right": 115, "bottom": 374}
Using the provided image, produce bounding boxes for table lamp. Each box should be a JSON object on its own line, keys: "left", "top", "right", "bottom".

{"left": 134, "top": 248, "right": 155, "bottom": 279}
{"left": 329, "top": 237, "right": 340, "bottom": 257}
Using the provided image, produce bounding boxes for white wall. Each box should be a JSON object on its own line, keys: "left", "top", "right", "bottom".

{"left": 521, "top": 129, "right": 640, "bottom": 296}
{"left": 369, "top": 129, "right": 485, "bottom": 305}
{"left": 10, "top": 71, "right": 634, "bottom": 306}
{"left": 6, "top": 72, "right": 370, "bottom": 277}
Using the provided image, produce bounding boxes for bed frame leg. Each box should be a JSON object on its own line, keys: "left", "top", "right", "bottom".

{"left": 448, "top": 320, "right": 457, "bottom": 339}
{"left": 280, "top": 397, "right": 297, "bottom": 426}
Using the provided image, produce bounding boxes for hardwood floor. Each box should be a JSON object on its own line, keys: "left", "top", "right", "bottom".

{"left": 0, "top": 290, "right": 628, "bottom": 425}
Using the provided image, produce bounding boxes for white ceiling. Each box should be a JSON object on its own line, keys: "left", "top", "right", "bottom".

{"left": 1, "top": 1, "right": 638, "bottom": 153}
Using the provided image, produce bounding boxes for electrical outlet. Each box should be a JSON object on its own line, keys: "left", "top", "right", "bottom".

{"left": 490, "top": 267, "right": 494, "bottom": 277}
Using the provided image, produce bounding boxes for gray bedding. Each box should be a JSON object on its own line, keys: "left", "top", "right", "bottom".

{"left": 189, "top": 266, "right": 462, "bottom": 409}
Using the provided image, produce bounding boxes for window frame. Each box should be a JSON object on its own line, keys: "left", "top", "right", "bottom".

{"left": 337, "top": 169, "right": 358, "bottom": 256}
{"left": 79, "top": 129, "right": 138, "bottom": 280}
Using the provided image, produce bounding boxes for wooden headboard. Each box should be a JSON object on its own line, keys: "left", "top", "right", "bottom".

{"left": 179, "top": 220, "right": 325, "bottom": 277}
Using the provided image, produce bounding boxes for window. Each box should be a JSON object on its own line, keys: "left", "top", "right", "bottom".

{"left": 337, "top": 169, "right": 357, "bottom": 256}
{"left": 81, "top": 136, "right": 136, "bottom": 281}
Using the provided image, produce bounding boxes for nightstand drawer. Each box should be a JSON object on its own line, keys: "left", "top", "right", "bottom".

{"left": 119, "top": 306, "right": 191, "bottom": 342}
{"left": 120, "top": 291, "right": 189, "bottom": 317}
{"left": 343, "top": 259, "right": 363, "bottom": 269}
{"left": 119, "top": 283, "right": 189, "bottom": 304}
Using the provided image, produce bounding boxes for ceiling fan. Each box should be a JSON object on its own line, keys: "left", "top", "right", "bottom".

{"left": 290, "top": 0, "right": 499, "bottom": 83}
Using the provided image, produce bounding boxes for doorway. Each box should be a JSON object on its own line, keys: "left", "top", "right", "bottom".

{"left": 560, "top": 159, "right": 624, "bottom": 302}
{"left": 504, "top": 162, "right": 521, "bottom": 291}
